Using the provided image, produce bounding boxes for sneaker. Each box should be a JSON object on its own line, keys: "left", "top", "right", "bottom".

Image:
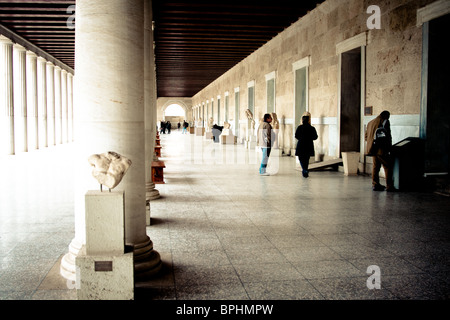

{"left": 260, "top": 172, "right": 270, "bottom": 176}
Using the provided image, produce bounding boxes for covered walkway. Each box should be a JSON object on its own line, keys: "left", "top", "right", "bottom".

{"left": 1, "top": 130, "right": 449, "bottom": 300}
{"left": 137, "top": 132, "right": 450, "bottom": 300}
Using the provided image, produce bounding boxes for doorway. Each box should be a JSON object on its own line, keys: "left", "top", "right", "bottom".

{"left": 339, "top": 47, "right": 362, "bottom": 155}
{"left": 164, "top": 103, "right": 185, "bottom": 125}
{"left": 421, "top": 13, "right": 450, "bottom": 175}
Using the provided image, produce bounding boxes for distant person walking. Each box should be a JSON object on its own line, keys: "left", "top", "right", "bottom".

{"left": 295, "top": 113, "right": 318, "bottom": 178}
{"left": 182, "top": 120, "right": 188, "bottom": 134}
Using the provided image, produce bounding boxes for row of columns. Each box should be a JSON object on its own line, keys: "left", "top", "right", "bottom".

{"left": 60, "top": 0, "right": 161, "bottom": 283}
{"left": 0, "top": 35, "right": 73, "bottom": 155}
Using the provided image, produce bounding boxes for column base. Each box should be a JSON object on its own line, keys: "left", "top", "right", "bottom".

{"left": 146, "top": 182, "right": 160, "bottom": 201}
{"left": 133, "top": 236, "right": 162, "bottom": 280}
{"left": 60, "top": 238, "right": 84, "bottom": 282}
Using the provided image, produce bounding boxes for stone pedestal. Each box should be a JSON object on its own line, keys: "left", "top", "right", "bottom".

{"left": 220, "top": 129, "right": 236, "bottom": 144}
{"left": 151, "top": 161, "right": 165, "bottom": 184}
{"left": 85, "top": 191, "right": 125, "bottom": 255}
{"left": 76, "top": 251, "right": 134, "bottom": 300}
{"left": 342, "top": 151, "right": 360, "bottom": 176}
{"left": 205, "top": 131, "right": 213, "bottom": 140}
{"left": 154, "top": 145, "right": 161, "bottom": 157}
{"left": 195, "top": 127, "right": 204, "bottom": 136}
{"left": 76, "top": 190, "right": 134, "bottom": 300}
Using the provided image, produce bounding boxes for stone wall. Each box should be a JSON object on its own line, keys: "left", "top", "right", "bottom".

{"left": 191, "top": 0, "right": 435, "bottom": 164}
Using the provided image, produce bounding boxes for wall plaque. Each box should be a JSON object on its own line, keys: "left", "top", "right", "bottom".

{"left": 95, "top": 261, "right": 113, "bottom": 272}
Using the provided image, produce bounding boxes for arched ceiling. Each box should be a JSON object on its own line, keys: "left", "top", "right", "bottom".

{"left": 0, "top": 0, "right": 325, "bottom": 98}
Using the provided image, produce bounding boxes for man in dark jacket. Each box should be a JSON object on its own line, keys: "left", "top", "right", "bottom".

{"left": 295, "top": 115, "right": 318, "bottom": 178}
{"left": 365, "top": 110, "right": 396, "bottom": 191}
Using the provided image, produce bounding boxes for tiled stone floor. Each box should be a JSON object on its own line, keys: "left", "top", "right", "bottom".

{"left": 1, "top": 131, "right": 450, "bottom": 301}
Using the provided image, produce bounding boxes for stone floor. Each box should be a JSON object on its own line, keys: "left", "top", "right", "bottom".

{"left": 1, "top": 130, "right": 450, "bottom": 302}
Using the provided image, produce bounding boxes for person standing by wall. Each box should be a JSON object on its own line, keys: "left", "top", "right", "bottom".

{"left": 295, "top": 114, "right": 318, "bottom": 178}
{"left": 257, "top": 114, "right": 273, "bottom": 175}
{"left": 365, "top": 110, "right": 396, "bottom": 191}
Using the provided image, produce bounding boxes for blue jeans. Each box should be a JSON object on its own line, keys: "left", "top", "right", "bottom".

{"left": 260, "top": 148, "right": 271, "bottom": 173}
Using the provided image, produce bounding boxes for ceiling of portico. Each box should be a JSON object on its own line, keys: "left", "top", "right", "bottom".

{"left": 0, "top": 0, "right": 325, "bottom": 98}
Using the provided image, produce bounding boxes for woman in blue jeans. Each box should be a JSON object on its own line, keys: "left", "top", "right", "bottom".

{"left": 257, "top": 114, "right": 273, "bottom": 175}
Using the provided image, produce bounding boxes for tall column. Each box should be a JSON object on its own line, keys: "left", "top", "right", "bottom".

{"left": 46, "top": 62, "right": 56, "bottom": 146}
{"left": 145, "top": 0, "right": 160, "bottom": 209}
{"left": 26, "top": 51, "right": 38, "bottom": 150}
{"left": 37, "top": 57, "right": 48, "bottom": 148}
{"left": 67, "top": 73, "right": 74, "bottom": 142}
{"left": 0, "top": 36, "right": 14, "bottom": 155}
{"left": 61, "top": 0, "right": 161, "bottom": 282}
{"left": 13, "top": 44, "right": 27, "bottom": 153}
{"left": 54, "top": 66, "right": 62, "bottom": 144}
{"left": 61, "top": 70, "right": 68, "bottom": 143}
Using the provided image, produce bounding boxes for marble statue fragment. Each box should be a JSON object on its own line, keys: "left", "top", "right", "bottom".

{"left": 245, "top": 109, "right": 255, "bottom": 130}
{"left": 88, "top": 151, "right": 132, "bottom": 190}
{"left": 208, "top": 117, "right": 214, "bottom": 130}
{"left": 271, "top": 112, "right": 279, "bottom": 129}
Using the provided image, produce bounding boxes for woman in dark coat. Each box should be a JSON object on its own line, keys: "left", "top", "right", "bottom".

{"left": 295, "top": 114, "right": 318, "bottom": 178}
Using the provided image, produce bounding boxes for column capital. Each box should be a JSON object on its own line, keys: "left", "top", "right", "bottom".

{"left": 0, "top": 35, "right": 13, "bottom": 45}
{"left": 13, "top": 43, "right": 26, "bottom": 52}
{"left": 26, "top": 50, "right": 37, "bottom": 58}
{"left": 37, "top": 56, "right": 47, "bottom": 63}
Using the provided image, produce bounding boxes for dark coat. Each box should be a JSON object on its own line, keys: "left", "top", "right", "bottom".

{"left": 295, "top": 123, "right": 318, "bottom": 157}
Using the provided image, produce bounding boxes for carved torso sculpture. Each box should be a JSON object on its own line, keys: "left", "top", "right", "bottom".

{"left": 207, "top": 117, "right": 214, "bottom": 130}
{"left": 271, "top": 112, "right": 279, "bottom": 129}
{"left": 88, "top": 151, "right": 132, "bottom": 191}
{"left": 245, "top": 109, "right": 255, "bottom": 130}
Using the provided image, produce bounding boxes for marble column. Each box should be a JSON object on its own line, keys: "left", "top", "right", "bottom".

{"left": 37, "top": 57, "right": 48, "bottom": 148}
{"left": 61, "top": 0, "right": 161, "bottom": 283}
{"left": 0, "top": 36, "right": 14, "bottom": 155}
{"left": 145, "top": 0, "right": 160, "bottom": 212}
{"left": 13, "top": 44, "right": 27, "bottom": 153}
{"left": 26, "top": 51, "right": 38, "bottom": 150}
{"left": 67, "top": 73, "right": 74, "bottom": 142}
{"left": 61, "top": 70, "right": 68, "bottom": 144}
{"left": 46, "top": 62, "right": 56, "bottom": 146}
{"left": 54, "top": 66, "right": 62, "bottom": 145}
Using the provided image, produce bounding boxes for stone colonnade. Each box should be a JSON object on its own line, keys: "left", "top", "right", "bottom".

{"left": 60, "top": 0, "right": 161, "bottom": 282}
{"left": 0, "top": 35, "right": 74, "bottom": 155}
